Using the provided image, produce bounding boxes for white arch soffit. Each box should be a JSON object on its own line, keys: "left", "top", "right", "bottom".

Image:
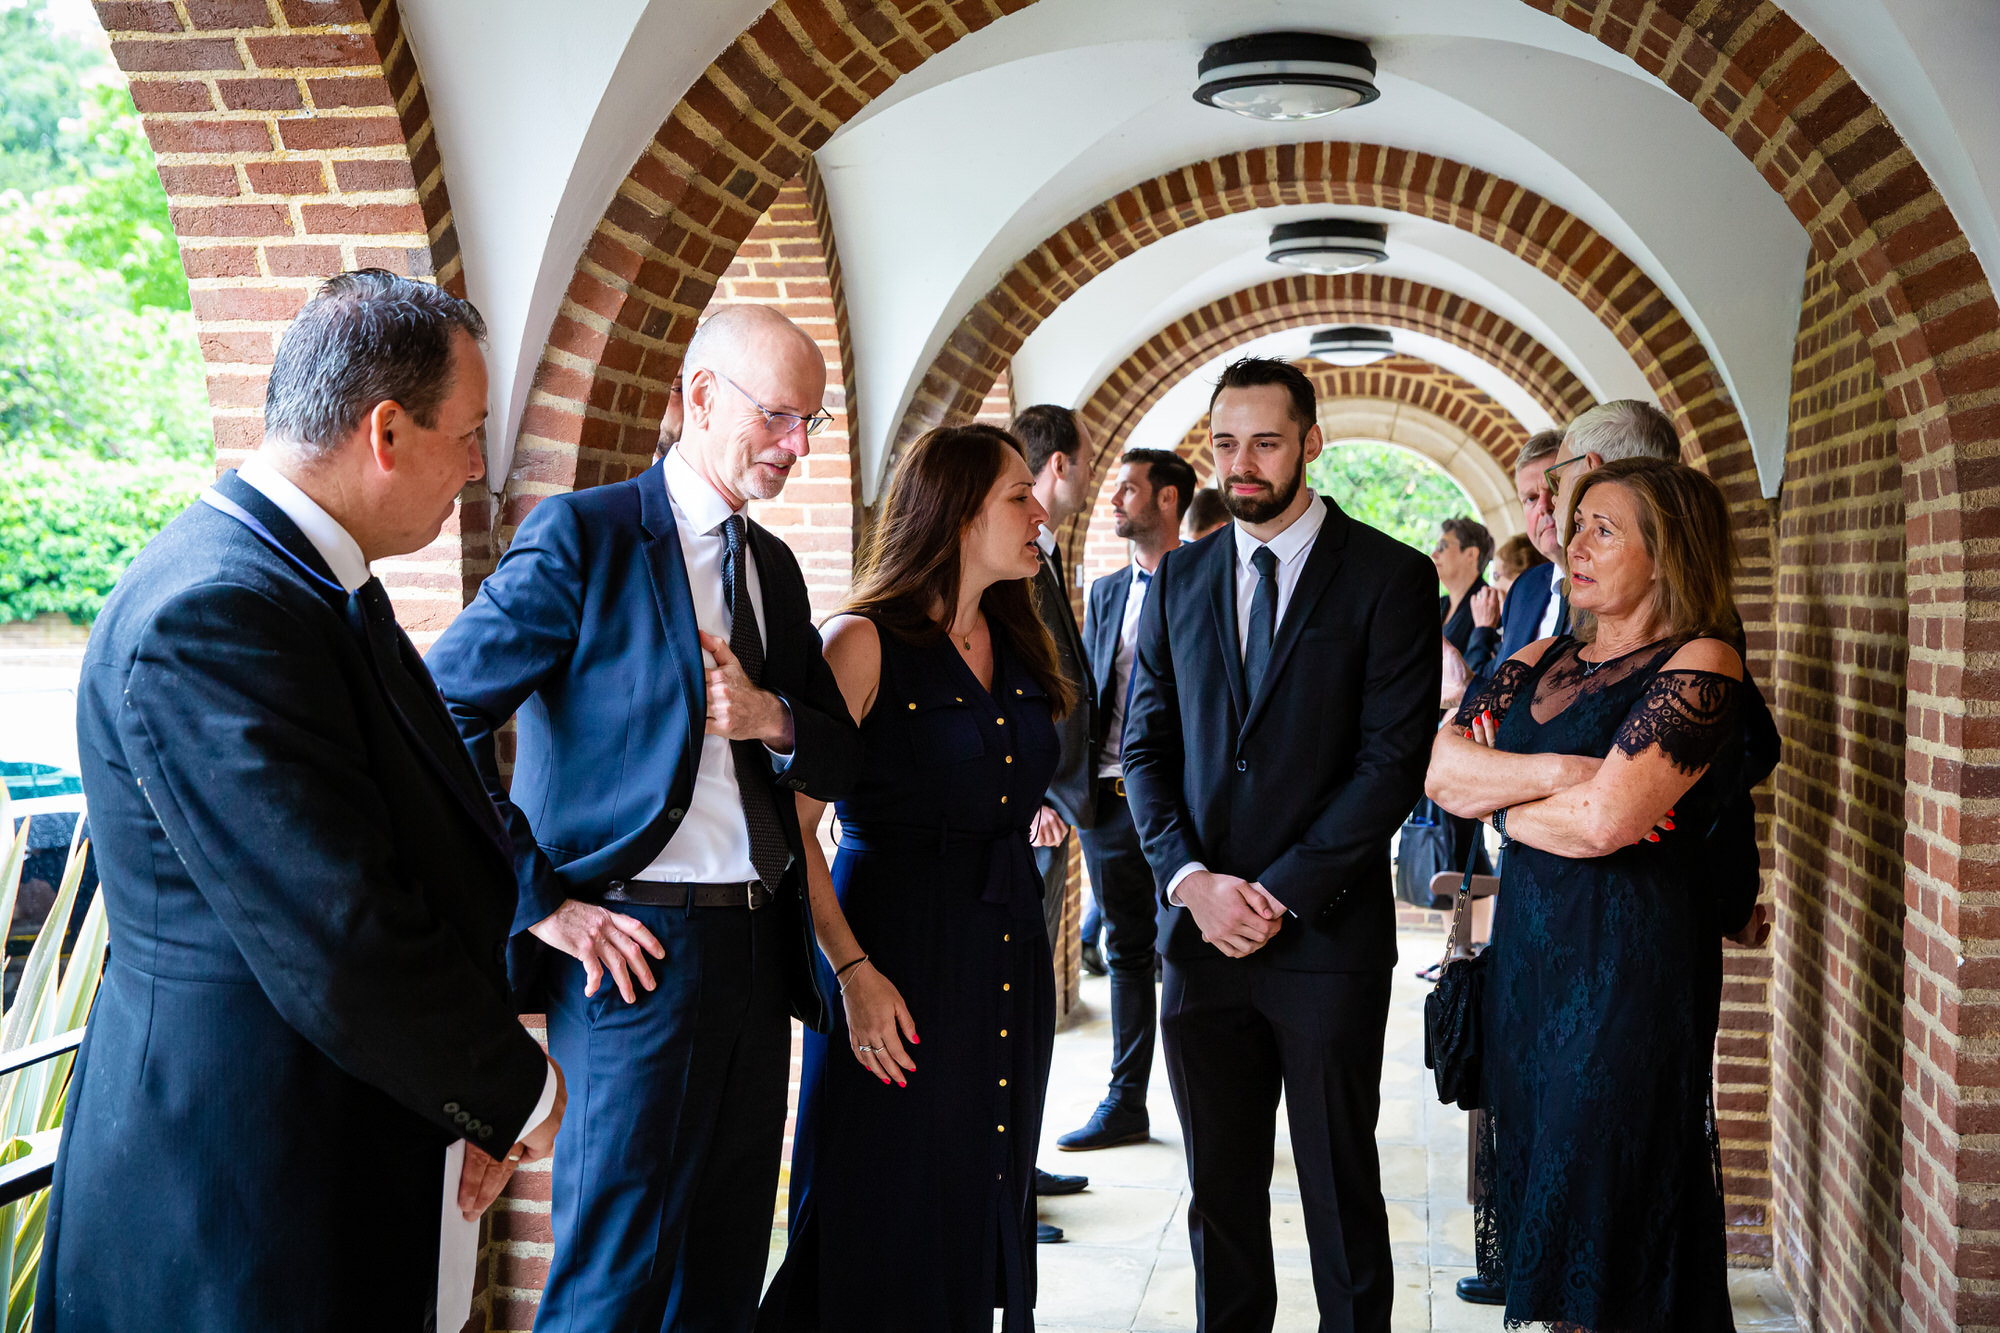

{"left": 1318, "top": 419, "right": 1522, "bottom": 541}
{"left": 399, "top": 0, "right": 774, "bottom": 488}
{"left": 813, "top": 0, "right": 1814, "bottom": 506}
{"left": 1017, "top": 203, "right": 1610, "bottom": 432}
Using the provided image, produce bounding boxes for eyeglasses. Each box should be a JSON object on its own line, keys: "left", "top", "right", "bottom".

{"left": 711, "top": 370, "right": 832, "bottom": 438}
{"left": 1543, "top": 454, "right": 1587, "bottom": 494}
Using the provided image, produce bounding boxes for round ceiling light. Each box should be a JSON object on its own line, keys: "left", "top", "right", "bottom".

{"left": 1193, "top": 32, "right": 1381, "bottom": 121}
{"left": 1266, "top": 220, "right": 1389, "bottom": 275}
{"left": 1309, "top": 326, "right": 1396, "bottom": 367}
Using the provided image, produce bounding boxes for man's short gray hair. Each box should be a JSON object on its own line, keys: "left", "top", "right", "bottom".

{"left": 1515, "top": 428, "right": 1563, "bottom": 471}
{"left": 1563, "top": 400, "right": 1681, "bottom": 464}
{"left": 264, "top": 269, "right": 485, "bottom": 455}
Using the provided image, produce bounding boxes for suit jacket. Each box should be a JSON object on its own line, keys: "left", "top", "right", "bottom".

{"left": 1482, "top": 561, "right": 1560, "bottom": 678}
{"left": 1035, "top": 545, "right": 1097, "bottom": 830}
{"left": 1123, "top": 498, "right": 1442, "bottom": 971}
{"left": 425, "top": 460, "right": 861, "bottom": 1031}
{"left": 40, "top": 471, "right": 548, "bottom": 1332}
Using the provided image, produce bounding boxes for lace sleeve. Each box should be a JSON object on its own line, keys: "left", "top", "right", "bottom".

{"left": 1451, "top": 655, "right": 1533, "bottom": 729}
{"left": 1611, "top": 669, "right": 1740, "bottom": 775}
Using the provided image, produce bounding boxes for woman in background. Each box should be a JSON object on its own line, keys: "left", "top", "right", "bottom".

{"left": 758, "top": 423, "right": 1070, "bottom": 1333}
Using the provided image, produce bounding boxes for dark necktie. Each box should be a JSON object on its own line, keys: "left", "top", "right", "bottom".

{"left": 1554, "top": 590, "right": 1572, "bottom": 638}
{"left": 1044, "top": 539, "right": 1065, "bottom": 592}
{"left": 721, "top": 516, "right": 792, "bottom": 891}
{"left": 1244, "top": 546, "right": 1278, "bottom": 698}
{"left": 1120, "top": 569, "right": 1153, "bottom": 719}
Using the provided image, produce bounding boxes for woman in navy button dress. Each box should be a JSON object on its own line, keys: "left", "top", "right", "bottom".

{"left": 757, "top": 423, "right": 1071, "bottom": 1333}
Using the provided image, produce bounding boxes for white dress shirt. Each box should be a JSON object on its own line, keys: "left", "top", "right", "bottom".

{"left": 637, "top": 447, "right": 772, "bottom": 884}
{"left": 1538, "top": 574, "right": 1566, "bottom": 640}
{"left": 1166, "top": 491, "right": 1328, "bottom": 904}
{"left": 226, "top": 456, "right": 559, "bottom": 1323}
{"left": 1096, "top": 559, "right": 1157, "bottom": 779}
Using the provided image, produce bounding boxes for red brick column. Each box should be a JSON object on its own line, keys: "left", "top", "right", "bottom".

{"left": 95, "top": 0, "right": 477, "bottom": 639}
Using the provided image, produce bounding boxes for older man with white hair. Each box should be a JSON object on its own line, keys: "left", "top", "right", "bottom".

{"left": 430, "top": 304, "right": 862, "bottom": 1331}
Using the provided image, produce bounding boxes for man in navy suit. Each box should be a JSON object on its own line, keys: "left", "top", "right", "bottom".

{"left": 1123, "top": 358, "right": 1439, "bottom": 1332}
{"left": 1471, "top": 428, "right": 1567, "bottom": 680}
{"left": 40, "top": 271, "right": 565, "bottom": 1332}
{"left": 428, "top": 305, "right": 861, "bottom": 1331}
{"left": 1060, "top": 447, "right": 1195, "bottom": 1152}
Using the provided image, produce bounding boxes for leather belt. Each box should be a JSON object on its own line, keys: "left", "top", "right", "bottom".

{"left": 604, "top": 879, "right": 770, "bottom": 910}
{"left": 1098, "top": 775, "right": 1126, "bottom": 798}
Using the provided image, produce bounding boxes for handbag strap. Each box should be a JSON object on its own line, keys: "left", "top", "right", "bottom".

{"left": 1443, "top": 829, "right": 1484, "bottom": 961}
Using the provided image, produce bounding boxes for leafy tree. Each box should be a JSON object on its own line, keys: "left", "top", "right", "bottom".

{"left": 48, "top": 82, "right": 189, "bottom": 311}
{"left": 1307, "top": 441, "right": 1479, "bottom": 557}
{"left": 0, "top": 2, "right": 95, "bottom": 195}
{"left": 0, "top": 454, "right": 206, "bottom": 623}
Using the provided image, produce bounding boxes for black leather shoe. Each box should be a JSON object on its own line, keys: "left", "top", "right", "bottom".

{"left": 1079, "top": 940, "right": 1107, "bottom": 976}
{"left": 1455, "top": 1274, "right": 1505, "bottom": 1305}
{"left": 1037, "top": 1222, "right": 1065, "bottom": 1243}
{"left": 1036, "top": 1167, "right": 1087, "bottom": 1195}
{"left": 1057, "top": 1100, "right": 1150, "bottom": 1151}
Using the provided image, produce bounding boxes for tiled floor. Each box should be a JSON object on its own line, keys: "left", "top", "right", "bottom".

{"left": 1022, "top": 932, "right": 1800, "bottom": 1332}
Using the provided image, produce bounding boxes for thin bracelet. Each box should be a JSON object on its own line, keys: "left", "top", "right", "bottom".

{"left": 836, "top": 955, "right": 870, "bottom": 993}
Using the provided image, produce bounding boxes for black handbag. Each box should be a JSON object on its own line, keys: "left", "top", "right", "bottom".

{"left": 1423, "top": 837, "right": 1492, "bottom": 1111}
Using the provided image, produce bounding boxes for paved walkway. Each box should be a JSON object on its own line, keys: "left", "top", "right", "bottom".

{"left": 1026, "top": 931, "right": 1800, "bottom": 1331}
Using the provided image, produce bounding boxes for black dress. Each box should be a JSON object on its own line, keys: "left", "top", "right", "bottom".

{"left": 758, "top": 619, "right": 1060, "bottom": 1333}
{"left": 1455, "top": 636, "right": 1740, "bottom": 1331}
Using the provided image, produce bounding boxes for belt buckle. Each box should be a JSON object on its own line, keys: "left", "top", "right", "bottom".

{"left": 746, "top": 880, "right": 764, "bottom": 910}
{"left": 1113, "top": 776, "right": 1126, "bottom": 798}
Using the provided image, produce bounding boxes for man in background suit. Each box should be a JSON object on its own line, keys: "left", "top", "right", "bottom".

{"left": 1469, "top": 429, "right": 1566, "bottom": 682}
{"left": 1123, "top": 358, "right": 1440, "bottom": 1332}
{"left": 1061, "top": 447, "right": 1195, "bottom": 1152}
{"left": 1013, "top": 402, "right": 1101, "bottom": 1228}
{"left": 428, "top": 305, "right": 861, "bottom": 1330}
{"left": 40, "top": 271, "right": 564, "bottom": 1332}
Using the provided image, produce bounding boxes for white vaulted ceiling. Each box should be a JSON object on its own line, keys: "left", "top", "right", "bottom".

{"left": 391, "top": 0, "right": 2000, "bottom": 496}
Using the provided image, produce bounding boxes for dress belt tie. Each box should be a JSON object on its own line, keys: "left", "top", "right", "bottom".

{"left": 836, "top": 820, "right": 1044, "bottom": 923}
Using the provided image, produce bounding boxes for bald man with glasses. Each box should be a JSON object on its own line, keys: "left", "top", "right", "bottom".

{"left": 429, "top": 304, "right": 860, "bottom": 1331}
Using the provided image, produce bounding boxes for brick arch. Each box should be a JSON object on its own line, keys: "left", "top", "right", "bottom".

{"left": 1077, "top": 354, "right": 1528, "bottom": 589}
{"left": 97, "top": 0, "right": 477, "bottom": 632}
{"left": 895, "top": 143, "right": 1752, "bottom": 504}
{"left": 1072, "top": 273, "right": 1594, "bottom": 494}
{"left": 508, "top": 1, "right": 1031, "bottom": 502}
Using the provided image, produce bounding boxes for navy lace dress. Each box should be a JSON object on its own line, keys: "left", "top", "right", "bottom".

{"left": 1455, "top": 636, "right": 1740, "bottom": 1331}
{"left": 757, "top": 619, "right": 1060, "bottom": 1333}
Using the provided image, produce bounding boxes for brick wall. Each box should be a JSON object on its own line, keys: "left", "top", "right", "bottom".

{"left": 1768, "top": 260, "right": 1909, "bottom": 1326}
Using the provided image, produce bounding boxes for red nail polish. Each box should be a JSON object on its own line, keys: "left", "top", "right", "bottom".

{"left": 1647, "top": 832, "right": 1660, "bottom": 842}
{"left": 1663, "top": 820, "right": 1675, "bottom": 831}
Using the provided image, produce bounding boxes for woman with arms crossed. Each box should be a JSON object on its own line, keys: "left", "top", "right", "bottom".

{"left": 1426, "top": 457, "right": 1746, "bottom": 1331}
{"left": 758, "top": 424, "right": 1071, "bottom": 1333}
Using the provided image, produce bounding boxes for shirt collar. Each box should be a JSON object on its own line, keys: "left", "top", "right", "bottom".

{"left": 235, "top": 454, "right": 372, "bottom": 592}
{"left": 1233, "top": 489, "right": 1325, "bottom": 570}
{"left": 662, "top": 446, "right": 741, "bottom": 536}
{"left": 1036, "top": 524, "right": 1057, "bottom": 557}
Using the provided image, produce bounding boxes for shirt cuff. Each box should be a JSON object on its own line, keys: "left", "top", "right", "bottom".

{"left": 764, "top": 698, "right": 796, "bottom": 763}
{"left": 1165, "top": 861, "right": 1206, "bottom": 907}
{"left": 519, "top": 1059, "right": 560, "bottom": 1142}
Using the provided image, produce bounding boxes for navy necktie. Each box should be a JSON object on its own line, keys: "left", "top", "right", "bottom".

{"left": 721, "top": 516, "right": 791, "bottom": 891}
{"left": 1244, "top": 546, "right": 1278, "bottom": 697}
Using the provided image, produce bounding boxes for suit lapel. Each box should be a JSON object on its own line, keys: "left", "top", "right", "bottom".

{"left": 1092, "top": 567, "right": 1128, "bottom": 706}
{"left": 1240, "top": 497, "right": 1349, "bottom": 738}
{"left": 1038, "top": 552, "right": 1085, "bottom": 658}
{"left": 1205, "top": 538, "right": 1248, "bottom": 725}
{"left": 745, "top": 519, "right": 786, "bottom": 682}
{"left": 366, "top": 609, "right": 512, "bottom": 851}
{"left": 639, "top": 464, "right": 708, "bottom": 783}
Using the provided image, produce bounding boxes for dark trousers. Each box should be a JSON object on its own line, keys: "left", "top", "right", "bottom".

{"left": 536, "top": 902, "right": 791, "bottom": 1333}
{"left": 1077, "top": 780, "right": 1160, "bottom": 1112}
{"left": 1161, "top": 958, "right": 1394, "bottom": 1333}
{"left": 1035, "top": 836, "right": 1069, "bottom": 951}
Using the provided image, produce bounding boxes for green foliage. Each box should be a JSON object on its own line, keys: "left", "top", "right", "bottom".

{"left": 0, "top": 454, "right": 206, "bottom": 624}
{"left": 1308, "top": 441, "right": 1478, "bottom": 556}
{"left": 0, "top": 792, "right": 115, "bottom": 1333}
{"left": 0, "top": 0, "right": 207, "bottom": 624}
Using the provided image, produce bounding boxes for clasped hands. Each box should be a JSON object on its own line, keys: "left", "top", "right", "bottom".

{"left": 1180, "top": 870, "right": 1286, "bottom": 958}
{"left": 700, "top": 630, "right": 793, "bottom": 752}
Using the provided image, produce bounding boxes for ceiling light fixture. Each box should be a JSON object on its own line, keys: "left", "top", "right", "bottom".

{"left": 1309, "top": 326, "right": 1396, "bottom": 367}
{"left": 1266, "top": 220, "right": 1389, "bottom": 275}
{"left": 1193, "top": 32, "right": 1380, "bottom": 121}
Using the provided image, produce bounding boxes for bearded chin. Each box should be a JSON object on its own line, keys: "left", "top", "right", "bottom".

{"left": 1222, "top": 459, "right": 1303, "bottom": 524}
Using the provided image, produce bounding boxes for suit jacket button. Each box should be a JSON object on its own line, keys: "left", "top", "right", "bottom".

{"left": 1235, "top": 759, "right": 1248, "bottom": 772}
{"left": 479, "top": 1125, "right": 494, "bottom": 1141}
{"left": 668, "top": 808, "right": 685, "bottom": 821}
{"left": 454, "top": 1111, "right": 470, "bottom": 1125}
{"left": 444, "top": 1102, "right": 460, "bottom": 1115}
{"left": 465, "top": 1119, "right": 481, "bottom": 1133}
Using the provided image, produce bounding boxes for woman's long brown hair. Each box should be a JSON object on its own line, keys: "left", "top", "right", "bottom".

{"left": 844, "top": 423, "right": 1075, "bottom": 717}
